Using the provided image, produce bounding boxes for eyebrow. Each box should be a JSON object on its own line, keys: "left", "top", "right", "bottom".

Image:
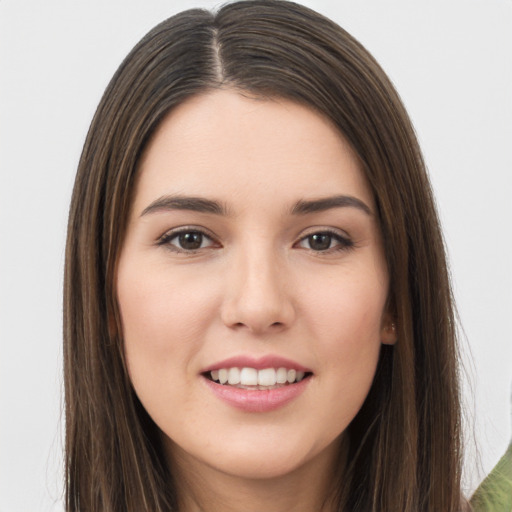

{"left": 291, "top": 195, "right": 372, "bottom": 216}
{"left": 140, "top": 194, "right": 372, "bottom": 217}
{"left": 141, "top": 195, "right": 229, "bottom": 217}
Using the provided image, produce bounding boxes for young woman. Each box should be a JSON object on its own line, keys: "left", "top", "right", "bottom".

{"left": 64, "top": 1, "right": 468, "bottom": 510}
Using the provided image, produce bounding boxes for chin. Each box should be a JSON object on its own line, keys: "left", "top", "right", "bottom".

{"left": 167, "top": 428, "right": 341, "bottom": 482}
{"left": 206, "top": 454, "right": 311, "bottom": 481}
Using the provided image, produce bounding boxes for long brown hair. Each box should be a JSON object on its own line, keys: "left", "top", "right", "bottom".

{"left": 64, "top": 1, "right": 466, "bottom": 510}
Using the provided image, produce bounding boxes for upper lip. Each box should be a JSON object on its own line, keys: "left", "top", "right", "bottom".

{"left": 202, "top": 355, "right": 312, "bottom": 373}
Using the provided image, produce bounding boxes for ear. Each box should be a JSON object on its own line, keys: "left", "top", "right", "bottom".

{"left": 380, "top": 312, "right": 397, "bottom": 345}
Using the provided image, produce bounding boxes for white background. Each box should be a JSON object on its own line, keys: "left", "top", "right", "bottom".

{"left": 1, "top": 1, "right": 511, "bottom": 510}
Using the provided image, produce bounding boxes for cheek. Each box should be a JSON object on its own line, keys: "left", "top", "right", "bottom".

{"left": 118, "top": 264, "right": 217, "bottom": 347}
{"left": 116, "top": 262, "right": 222, "bottom": 395}
{"left": 116, "top": 261, "right": 226, "bottom": 440}
{"left": 306, "top": 271, "right": 387, "bottom": 349}
{"left": 302, "top": 270, "right": 386, "bottom": 417}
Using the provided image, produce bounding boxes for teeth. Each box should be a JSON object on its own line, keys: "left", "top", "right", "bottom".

{"left": 228, "top": 367, "right": 240, "bottom": 385}
{"left": 240, "top": 367, "right": 258, "bottom": 385}
{"left": 276, "top": 367, "right": 287, "bottom": 384}
{"left": 209, "top": 367, "right": 308, "bottom": 387}
{"left": 218, "top": 369, "right": 228, "bottom": 384}
{"left": 257, "top": 368, "right": 276, "bottom": 386}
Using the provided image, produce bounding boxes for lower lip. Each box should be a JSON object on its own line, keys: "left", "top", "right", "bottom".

{"left": 203, "top": 376, "right": 311, "bottom": 412}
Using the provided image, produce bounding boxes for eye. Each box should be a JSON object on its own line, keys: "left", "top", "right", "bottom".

{"left": 158, "top": 228, "right": 217, "bottom": 253}
{"left": 297, "top": 230, "right": 353, "bottom": 252}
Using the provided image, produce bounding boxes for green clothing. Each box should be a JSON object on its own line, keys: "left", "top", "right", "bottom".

{"left": 471, "top": 441, "right": 512, "bottom": 512}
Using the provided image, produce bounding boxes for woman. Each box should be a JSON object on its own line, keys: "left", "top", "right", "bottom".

{"left": 64, "top": 1, "right": 467, "bottom": 510}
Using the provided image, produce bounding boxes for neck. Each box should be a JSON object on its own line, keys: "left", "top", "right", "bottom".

{"left": 166, "top": 436, "right": 347, "bottom": 512}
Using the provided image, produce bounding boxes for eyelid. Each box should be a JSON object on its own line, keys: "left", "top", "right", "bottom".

{"left": 155, "top": 225, "right": 354, "bottom": 254}
{"left": 156, "top": 225, "right": 219, "bottom": 252}
{"left": 298, "top": 226, "right": 350, "bottom": 239}
{"left": 294, "top": 227, "right": 354, "bottom": 252}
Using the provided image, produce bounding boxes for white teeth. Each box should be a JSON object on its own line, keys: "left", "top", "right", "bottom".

{"left": 276, "top": 367, "right": 288, "bottom": 384}
{"left": 209, "top": 366, "right": 308, "bottom": 386}
{"left": 218, "top": 368, "right": 228, "bottom": 384}
{"left": 258, "top": 368, "right": 276, "bottom": 386}
{"left": 228, "top": 367, "right": 240, "bottom": 385}
{"left": 240, "top": 367, "right": 258, "bottom": 385}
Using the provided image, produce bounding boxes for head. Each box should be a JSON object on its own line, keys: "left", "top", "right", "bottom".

{"left": 64, "top": 1, "right": 463, "bottom": 511}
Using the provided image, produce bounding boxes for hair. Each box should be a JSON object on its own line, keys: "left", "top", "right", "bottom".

{"left": 64, "top": 1, "right": 467, "bottom": 510}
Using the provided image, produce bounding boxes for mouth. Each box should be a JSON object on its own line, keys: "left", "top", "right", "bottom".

{"left": 200, "top": 355, "right": 313, "bottom": 411}
{"left": 203, "top": 367, "right": 313, "bottom": 390}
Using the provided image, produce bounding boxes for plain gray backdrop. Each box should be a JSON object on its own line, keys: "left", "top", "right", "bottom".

{"left": 1, "top": 1, "right": 511, "bottom": 510}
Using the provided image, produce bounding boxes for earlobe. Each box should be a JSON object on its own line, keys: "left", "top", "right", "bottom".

{"left": 381, "top": 319, "right": 397, "bottom": 345}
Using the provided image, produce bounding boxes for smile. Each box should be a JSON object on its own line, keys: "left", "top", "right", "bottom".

{"left": 201, "top": 356, "right": 313, "bottom": 412}
{"left": 207, "top": 367, "right": 308, "bottom": 388}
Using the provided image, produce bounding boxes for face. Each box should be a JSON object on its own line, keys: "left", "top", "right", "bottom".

{"left": 117, "top": 90, "right": 396, "bottom": 482}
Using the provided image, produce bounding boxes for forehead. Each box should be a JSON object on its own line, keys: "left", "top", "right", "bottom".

{"left": 133, "top": 90, "right": 374, "bottom": 216}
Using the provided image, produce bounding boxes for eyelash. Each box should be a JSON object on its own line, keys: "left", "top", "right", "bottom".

{"left": 156, "top": 227, "right": 218, "bottom": 253}
{"left": 156, "top": 227, "right": 354, "bottom": 254}
{"left": 296, "top": 229, "right": 354, "bottom": 253}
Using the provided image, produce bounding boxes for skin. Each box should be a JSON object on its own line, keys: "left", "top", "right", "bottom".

{"left": 117, "top": 90, "right": 396, "bottom": 512}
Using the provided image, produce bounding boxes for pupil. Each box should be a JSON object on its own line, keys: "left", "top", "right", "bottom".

{"left": 309, "top": 233, "right": 331, "bottom": 251}
{"left": 179, "top": 232, "right": 202, "bottom": 250}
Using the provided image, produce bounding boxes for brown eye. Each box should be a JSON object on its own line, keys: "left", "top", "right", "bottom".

{"left": 158, "top": 229, "right": 216, "bottom": 252}
{"left": 178, "top": 232, "right": 204, "bottom": 250}
{"left": 308, "top": 233, "right": 332, "bottom": 251}
{"left": 297, "top": 230, "right": 354, "bottom": 252}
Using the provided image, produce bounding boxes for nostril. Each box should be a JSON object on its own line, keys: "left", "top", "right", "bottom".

{"left": 229, "top": 321, "right": 285, "bottom": 332}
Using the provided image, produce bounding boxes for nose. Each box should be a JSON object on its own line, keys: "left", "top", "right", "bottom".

{"left": 220, "top": 246, "right": 295, "bottom": 335}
